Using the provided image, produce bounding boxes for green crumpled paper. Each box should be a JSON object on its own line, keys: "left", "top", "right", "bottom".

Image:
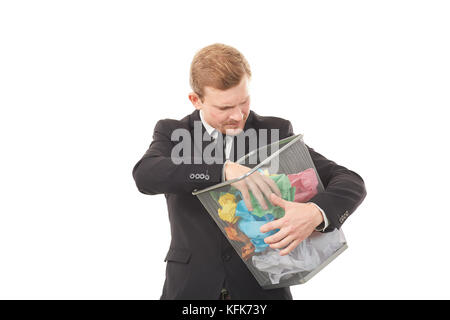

{"left": 211, "top": 174, "right": 295, "bottom": 219}
{"left": 247, "top": 173, "right": 296, "bottom": 219}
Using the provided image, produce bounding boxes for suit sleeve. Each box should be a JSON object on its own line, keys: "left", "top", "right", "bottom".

{"left": 132, "top": 120, "right": 224, "bottom": 195}
{"left": 286, "top": 121, "right": 367, "bottom": 232}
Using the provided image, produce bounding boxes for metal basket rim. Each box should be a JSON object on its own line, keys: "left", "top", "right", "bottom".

{"left": 192, "top": 133, "right": 304, "bottom": 196}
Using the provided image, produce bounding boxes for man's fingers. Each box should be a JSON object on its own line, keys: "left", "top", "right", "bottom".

{"left": 260, "top": 218, "right": 282, "bottom": 234}
{"left": 262, "top": 175, "right": 282, "bottom": 197}
{"left": 264, "top": 226, "right": 288, "bottom": 244}
{"left": 246, "top": 179, "right": 268, "bottom": 210}
{"left": 280, "top": 239, "right": 301, "bottom": 256}
{"left": 238, "top": 184, "right": 253, "bottom": 211}
{"left": 270, "top": 193, "right": 287, "bottom": 209}
{"left": 270, "top": 235, "right": 295, "bottom": 250}
{"left": 252, "top": 175, "right": 274, "bottom": 204}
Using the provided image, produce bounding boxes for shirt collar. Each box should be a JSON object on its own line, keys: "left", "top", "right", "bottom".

{"left": 199, "top": 110, "right": 219, "bottom": 139}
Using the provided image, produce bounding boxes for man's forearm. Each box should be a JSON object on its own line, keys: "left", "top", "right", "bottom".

{"left": 309, "top": 168, "right": 366, "bottom": 231}
{"left": 132, "top": 120, "right": 225, "bottom": 195}
{"left": 133, "top": 155, "right": 224, "bottom": 195}
{"left": 307, "top": 145, "right": 367, "bottom": 231}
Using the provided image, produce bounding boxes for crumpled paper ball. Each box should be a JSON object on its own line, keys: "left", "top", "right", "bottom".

{"left": 244, "top": 173, "right": 296, "bottom": 219}
{"left": 218, "top": 193, "right": 238, "bottom": 224}
{"left": 287, "top": 168, "right": 319, "bottom": 203}
{"left": 235, "top": 200, "right": 279, "bottom": 253}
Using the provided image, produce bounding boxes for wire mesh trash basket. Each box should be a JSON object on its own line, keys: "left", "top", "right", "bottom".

{"left": 193, "top": 134, "right": 348, "bottom": 289}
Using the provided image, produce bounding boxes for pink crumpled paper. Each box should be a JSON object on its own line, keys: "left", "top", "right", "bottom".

{"left": 287, "top": 168, "right": 319, "bottom": 203}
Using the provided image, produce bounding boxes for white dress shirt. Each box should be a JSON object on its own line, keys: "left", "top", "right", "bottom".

{"left": 199, "top": 110, "right": 329, "bottom": 231}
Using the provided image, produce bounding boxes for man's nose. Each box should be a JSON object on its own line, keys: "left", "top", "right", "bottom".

{"left": 229, "top": 107, "right": 243, "bottom": 122}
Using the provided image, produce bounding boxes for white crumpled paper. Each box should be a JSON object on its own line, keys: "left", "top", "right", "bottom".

{"left": 251, "top": 229, "right": 346, "bottom": 284}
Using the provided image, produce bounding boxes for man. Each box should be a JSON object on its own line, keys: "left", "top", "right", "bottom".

{"left": 132, "top": 43, "right": 367, "bottom": 300}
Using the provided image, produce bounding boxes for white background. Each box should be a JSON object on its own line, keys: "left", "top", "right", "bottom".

{"left": 1, "top": 1, "right": 449, "bottom": 299}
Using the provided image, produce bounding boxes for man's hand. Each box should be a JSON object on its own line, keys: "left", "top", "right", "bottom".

{"left": 260, "top": 193, "right": 324, "bottom": 256}
{"left": 224, "top": 161, "right": 281, "bottom": 211}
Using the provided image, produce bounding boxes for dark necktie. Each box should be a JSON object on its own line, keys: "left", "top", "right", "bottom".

{"left": 218, "top": 132, "right": 239, "bottom": 163}
{"left": 216, "top": 132, "right": 226, "bottom": 164}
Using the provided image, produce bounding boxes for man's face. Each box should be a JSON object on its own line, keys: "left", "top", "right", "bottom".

{"left": 189, "top": 76, "right": 251, "bottom": 135}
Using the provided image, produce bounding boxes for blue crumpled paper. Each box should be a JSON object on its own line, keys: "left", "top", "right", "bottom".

{"left": 235, "top": 200, "right": 280, "bottom": 253}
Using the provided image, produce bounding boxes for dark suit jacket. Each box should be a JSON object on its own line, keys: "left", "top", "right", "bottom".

{"left": 132, "top": 109, "right": 367, "bottom": 300}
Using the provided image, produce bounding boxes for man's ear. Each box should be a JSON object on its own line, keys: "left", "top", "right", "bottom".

{"left": 188, "top": 92, "right": 202, "bottom": 110}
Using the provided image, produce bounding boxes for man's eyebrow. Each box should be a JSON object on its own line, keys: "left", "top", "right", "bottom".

{"left": 214, "top": 97, "right": 249, "bottom": 108}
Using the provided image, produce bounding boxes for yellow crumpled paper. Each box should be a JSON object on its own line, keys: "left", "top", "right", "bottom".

{"left": 218, "top": 193, "right": 238, "bottom": 224}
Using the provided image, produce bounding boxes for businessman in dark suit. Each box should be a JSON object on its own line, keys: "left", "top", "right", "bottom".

{"left": 132, "top": 43, "right": 366, "bottom": 299}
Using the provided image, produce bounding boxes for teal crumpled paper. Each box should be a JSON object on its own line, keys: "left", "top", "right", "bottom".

{"left": 235, "top": 200, "right": 278, "bottom": 252}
